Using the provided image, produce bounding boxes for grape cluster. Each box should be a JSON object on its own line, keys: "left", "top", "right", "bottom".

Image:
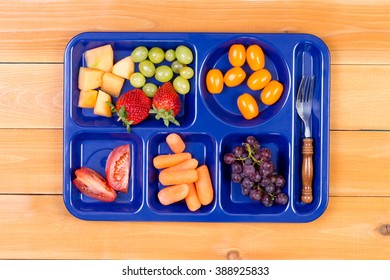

{"left": 224, "top": 136, "right": 289, "bottom": 207}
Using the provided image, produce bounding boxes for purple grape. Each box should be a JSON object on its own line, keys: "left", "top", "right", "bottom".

{"left": 260, "top": 176, "right": 272, "bottom": 187}
{"left": 233, "top": 146, "right": 245, "bottom": 158}
{"left": 231, "top": 173, "right": 242, "bottom": 183}
{"left": 244, "top": 157, "right": 253, "bottom": 165}
{"left": 224, "top": 153, "right": 235, "bottom": 164}
{"left": 243, "top": 164, "right": 255, "bottom": 177}
{"left": 249, "top": 188, "right": 262, "bottom": 202}
{"left": 261, "top": 194, "right": 274, "bottom": 207}
{"left": 241, "top": 177, "right": 254, "bottom": 189}
{"left": 259, "top": 160, "right": 274, "bottom": 177}
{"left": 232, "top": 162, "right": 243, "bottom": 173}
{"left": 264, "top": 183, "right": 276, "bottom": 194}
{"left": 258, "top": 148, "right": 271, "bottom": 160}
{"left": 241, "top": 186, "right": 251, "bottom": 196}
{"left": 275, "top": 174, "right": 286, "bottom": 188}
{"left": 246, "top": 136, "right": 257, "bottom": 146}
{"left": 252, "top": 141, "right": 260, "bottom": 151}
{"left": 249, "top": 171, "right": 261, "bottom": 183}
{"left": 275, "top": 193, "right": 288, "bottom": 205}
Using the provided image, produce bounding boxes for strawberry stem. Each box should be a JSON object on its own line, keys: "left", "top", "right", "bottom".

{"left": 106, "top": 102, "right": 133, "bottom": 133}
{"left": 149, "top": 105, "right": 180, "bottom": 127}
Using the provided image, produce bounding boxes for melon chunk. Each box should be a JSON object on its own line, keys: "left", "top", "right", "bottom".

{"left": 85, "top": 44, "right": 114, "bottom": 72}
{"left": 78, "top": 67, "right": 104, "bottom": 90}
{"left": 94, "top": 90, "right": 112, "bottom": 118}
{"left": 78, "top": 89, "right": 98, "bottom": 108}
{"left": 112, "top": 56, "right": 135, "bottom": 79}
{"left": 101, "top": 72, "right": 125, "bottom": 98}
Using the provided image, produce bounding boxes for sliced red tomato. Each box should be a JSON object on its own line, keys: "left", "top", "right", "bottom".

{"left": 105, "top": 144, "right": 131, "bottom": 193}
{"left": 73, "top": 167, "right": 117, "bottom": 202}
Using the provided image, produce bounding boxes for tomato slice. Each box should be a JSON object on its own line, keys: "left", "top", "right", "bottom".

{"left": 73, "top": 167, "right": 117, "bottom": 202}
{"left": 105, "top": 144, "right": 131, "bottom": 193}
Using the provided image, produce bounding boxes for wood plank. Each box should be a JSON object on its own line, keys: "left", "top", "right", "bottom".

{"left": 0, "top": 1, "right": 390, "bottom": 64}
{"left": 0, "top": 64, "right": 63, "bottom": 129}
{"left": 330, "top": 65, "right": 390, "bottom": 130}
{"left": 0, "top": 195, "right": 389, "bottom": 259}
{"left": 1, "top": 129, "right": 390, "bottom": 197}
{"left": 0, "top": 129, "right": 62, "bottom": 194}
{"left": 2, "top": 63, "right": 390, "bottom": 130}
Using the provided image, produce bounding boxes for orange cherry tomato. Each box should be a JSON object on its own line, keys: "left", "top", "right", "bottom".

{"left": 246, "top": 44, "right": 265, "bottom": 71}
{"left": 224, "top": 66, "right": 246, "bottom": 87}
{"left": 237, "top": 93, "right": 259, "bottom": 120}
{"left": 206, "top": 69, "right": 224, "bottom": 94}
{"left": 247, "top": 69, "right": 272, "bottom": 90}
{"left": 228, "top": 44, "right": 246, "bottom": 67}
{"left": 261, "top": 80, "right": 284, "bottom": 105}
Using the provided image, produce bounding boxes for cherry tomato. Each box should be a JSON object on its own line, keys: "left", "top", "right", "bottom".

{"left": 247, "top": 69, "right": 272, "bottom": 90}
{"left": 73, "top": 167, "right": 117, "bottom": 202}
{"left": 224, "top": 66, "right": 246, "bottom": 87}
{"left": 237, "top": 93, "right": 259, "bottom": 120}
{"left": 206, "top": 69, "right": 224, "bottom": 94}
{"left": 228, "top": 44, "right": 246, "bottom": 67}
{"left": 261, "top": 80, "right": 284, "bottom": 105}
{"left": 246, "top": 44, "right": 265, "bottom": 71}
{"left": 106, "top": 144, "right": 131, "bottom": 193}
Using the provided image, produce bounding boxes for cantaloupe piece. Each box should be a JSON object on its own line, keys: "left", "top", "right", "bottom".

{"left": 78, "top": 89, "right": 98, "bottom": 108}
{"left": 112, "top": 56, "right": 135, "bottom": 79}
{"left": 93, "top": 90, "right": 112, "bottom": 117}
{"left": 78, "top": 67, "right": 104, "bottom": 90}
{"left": 84, "top": 44, "right": 114, "bottom": 72}
{"left": 101, "top": 72, "right": 125, "bottom": 98}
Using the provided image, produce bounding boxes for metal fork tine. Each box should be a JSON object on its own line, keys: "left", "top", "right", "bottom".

{"left": 307, "top": 75, "right": 315, "bottom": 103}
{"left": 297, "top": 75, "right": 307, "bottom": 103}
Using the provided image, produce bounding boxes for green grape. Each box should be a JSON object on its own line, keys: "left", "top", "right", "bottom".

{"left": 155, "top": 65, "right": 173, "bottom": 83}
{"left": 130, "top": 72, "right": 146, "bottom": 88}
{"left": 148, "top": 47, "right": 165, "bottom": 64}
{"left": 175, "top": 45, "right": 193, "bottom": 65}
{"left": 131, "top": 46, "right": 148, "bottom": 62}
{"left": 171, "top": 60, "right": 184, "bottom": 74}
{"left": 142, "top": 83, "right": 158, "bottom": 98}
{"left": 173, "top": 76, "right": 190, "bottom": 95}
{"left": 165, "top": 49, "right": 176, "bottom": 62}
{"left": 179, "top": 66, "right": 194, "bottom": 79}
{"left": 138, "top": 60, "right": 156, "bottom": 78}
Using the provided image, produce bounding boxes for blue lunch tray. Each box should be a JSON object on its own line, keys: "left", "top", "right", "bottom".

{"left": 63, "top": 32, "right": 330, "bottom": 222}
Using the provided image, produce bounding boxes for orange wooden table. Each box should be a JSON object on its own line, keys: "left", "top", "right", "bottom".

{"left": 1, "top": 0, "right": 390, "bottom": 259}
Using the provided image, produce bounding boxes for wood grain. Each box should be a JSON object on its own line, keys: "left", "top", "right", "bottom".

{"left": 0, "top": 195, "right": 389, "bottom": 259}
{"left": 1, "top": 129, "right": 390, "bottom": 197}
{"left": 0, "top": 64, "right": 63, "bottom": 129}
{"left": 0, "top": 0, "right": 390, "bottom": 64}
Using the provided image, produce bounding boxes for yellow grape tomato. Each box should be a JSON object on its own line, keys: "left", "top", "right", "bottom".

{"left": 247, "top": 69, "right": 272, "bottom": 90}
{"left": 224, "top": 66, "right": 246, "bottom": 87}
{"left": 261, "top": 80, "right": 284, "bottom": 105}
{"left": 246, "top": 44, "right": 265, "bottom": 71}
{"left": 206, "top": 69, "right": 224, "bottom": 94}
{"left": 228, "top": 44, "right": 246, "bottom": 67}
{"left": 237, "top": 93, "right": 259, "bottom": 120}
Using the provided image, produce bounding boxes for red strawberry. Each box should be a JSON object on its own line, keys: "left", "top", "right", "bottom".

{"left": 150, "top": 82, "right": 181, "bottom": 127}
{"left": 108, "top": 89, "right": 152, "bottom": 132}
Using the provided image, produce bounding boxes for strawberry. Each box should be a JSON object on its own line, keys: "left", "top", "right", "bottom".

{"left": 149, "top": 82, "right": 181, "bottom": 127}
{"left": 108, "top": 89, "right": 152, "bottom": 132}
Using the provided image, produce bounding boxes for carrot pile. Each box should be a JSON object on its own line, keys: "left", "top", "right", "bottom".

{"left": 153, "top": 133, "right": 214, "bottom": 211}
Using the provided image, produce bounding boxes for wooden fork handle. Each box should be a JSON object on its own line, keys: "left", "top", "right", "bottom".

{"left": 301, "top": 138, "right": 313, "bottom": 203}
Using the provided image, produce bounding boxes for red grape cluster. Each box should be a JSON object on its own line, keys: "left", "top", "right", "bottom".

{"left": 224, "top": 136, "right": 288, "bottom": 207}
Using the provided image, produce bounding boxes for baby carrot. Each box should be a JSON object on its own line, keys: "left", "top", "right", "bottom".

{"left": 153, "top": 152, "right": 192, "bottom": 169}
{"left": 185, "top": 183, "right": 202, "bottom": 212}
{"left": 195, "top": 165, "right": 214, "bottom": 206}
{"left": 163, "top": 158, "right": 198, "bottom": 172}
{"left": 159, "top": 169, "right": 198, "bottom": 186}
{"left": 166, "top": 133, "right": 186, "bottom": 154}
{"left": 158, "top": 184, "right": 189, "bottom": 206}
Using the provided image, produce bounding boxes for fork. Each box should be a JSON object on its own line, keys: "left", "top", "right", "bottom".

{"left": 296, "top": 75, "right": 315, "bottom": 204}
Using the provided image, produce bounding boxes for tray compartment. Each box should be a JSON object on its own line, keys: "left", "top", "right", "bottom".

{"left": 65, "top": 132, "right": 143, "bottom": 218}
{"left": 146, "top": 132, "right": 217, "bottom": 214}
{"left": 199, "top": 36, "right": 290, "bottom": 127}
{"left": 68, "top": 38, "right": 197, "bottom": 129}
{"left": 219, "top": 132, "right": 290, "bottom": 215}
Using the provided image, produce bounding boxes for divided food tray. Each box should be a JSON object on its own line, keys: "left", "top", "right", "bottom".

{"left": 63, "top": 32, "right": 330, "bottom": 222}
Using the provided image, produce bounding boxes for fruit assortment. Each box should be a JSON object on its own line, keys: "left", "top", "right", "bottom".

{"left": 76, "top": 44, "right": 194, "bottom": 129}
{"left": 70, "top": 37, "right": 294, "bottom": 214}
{"left": 223, "top": 136, "right": 288, "bottom": 207}
{"left": 153, "top": 133, "right": 214, "bottom": 211}
{"left": 206, "top": 44, "right": 284, "bottom": 120}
